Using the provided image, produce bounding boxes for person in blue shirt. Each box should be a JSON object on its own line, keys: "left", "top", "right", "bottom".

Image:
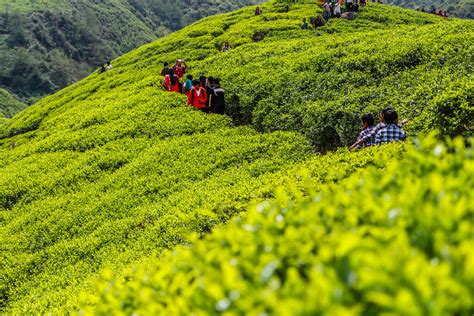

{"left": 183, "top": 74, "right": 193, "bottom": 96}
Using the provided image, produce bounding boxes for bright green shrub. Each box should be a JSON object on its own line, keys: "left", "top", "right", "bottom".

{"left": 427, "top": 79, "right": 473, "bottom": 138}
{"left": 90, "top": 136, "right": 474, "bottom": 315}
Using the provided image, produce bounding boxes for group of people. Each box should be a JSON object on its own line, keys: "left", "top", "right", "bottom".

{"left": 161, "top": 59, "right": 225, "bottom": 114}
{"left": 301, "top": 0, "right": 365, "bottom": 29}
{"left": 434, "top": 10, "right": 449, "bottom": 17}
{"left": 418, "top": 7, "right": 449, "bottom": 17}
{"left": 322, "top": 0, "right": 365, "bottom": 21}
{"left": 350, "top": 107, "right": 407, "bottom": 149}
{"left": 99, "top": 62, "right": 113, "bottom": 73}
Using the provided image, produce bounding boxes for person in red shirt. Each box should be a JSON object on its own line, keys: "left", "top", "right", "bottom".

{"left": 172, "top": 59, "right": 187, "bottom": 80}
{"left": 186, "top": 80, "right": 208, "bottom": 112}
{"left": 163, "top": 68, "right": 180, "bottom": 93}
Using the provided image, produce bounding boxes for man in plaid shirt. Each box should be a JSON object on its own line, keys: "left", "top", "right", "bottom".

{"left": 375, "top": 109, "right": 406, "bottom": 144}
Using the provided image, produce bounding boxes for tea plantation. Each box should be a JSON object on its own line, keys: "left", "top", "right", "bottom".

{"left": 90, "top": 136, "right": 474, "bottom": 316}
{"left": 0, "top": 0, "right": 473, "bottom": 313}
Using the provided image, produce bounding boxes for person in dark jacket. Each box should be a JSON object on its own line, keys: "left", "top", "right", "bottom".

{"left": 205, "top": 76, "right": 215, "bottom": 108}
{"left": 210, "top": 78, "right": 225, "bottom": 114}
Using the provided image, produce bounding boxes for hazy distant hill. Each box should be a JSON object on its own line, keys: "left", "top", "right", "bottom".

{"left": 0, "top": 0, "right": 263, "bottom": 106}
{"left": 385, "top": 0, "right": 473, "bottom": 18}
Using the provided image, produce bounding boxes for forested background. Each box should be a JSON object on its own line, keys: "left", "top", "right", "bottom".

{"left": 0, "top": 0, "right": 263, "bottom": 114}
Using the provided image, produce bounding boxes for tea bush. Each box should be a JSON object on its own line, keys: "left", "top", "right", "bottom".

{"left": 90, "top": 136, "right": 474, "bottom": 315}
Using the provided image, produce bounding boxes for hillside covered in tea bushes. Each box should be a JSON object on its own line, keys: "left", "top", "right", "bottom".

{"left": 0, "top": 0, "right": 473, "bottom": 313}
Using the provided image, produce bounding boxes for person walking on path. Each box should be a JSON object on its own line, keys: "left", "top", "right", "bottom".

{"left": 210, "top": 78, "right": 225, "bottom": 114}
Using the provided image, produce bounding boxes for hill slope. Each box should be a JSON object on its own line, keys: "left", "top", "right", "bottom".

{"left": 0, "top": 88, "right": 26, "bottom": 118}
{"left": 0, "top": 0, "right": 263, "bottom": 106}
{"left": 0, "top": 0, "right": 473, "bottom": 313}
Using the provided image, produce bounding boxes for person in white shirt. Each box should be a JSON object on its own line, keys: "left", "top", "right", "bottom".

{"left": 334, "top": 2, "right": 342, "bottom": 17}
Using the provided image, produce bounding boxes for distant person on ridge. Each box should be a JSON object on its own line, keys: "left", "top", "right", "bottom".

{"left": 355, "top": 113, "right": 376, "bottom": 148}
{"left": 100, "top": 64, "right": 107, "bottom": 73}
{"left": 302, "top": 18, "right": 309, "bottom": 29}
{"left": 105, "top": 62, "right": 113, "bottom": 70}
{"left": 346, "top": 0, "right": 354, "bottom": 11}
{"left": 161, "top": 62, "right": 170, "bottom": 76}
{"left": 183, "top": 74, "right": 193, "bottom": 96}
{"left": 375, "top": 109, "right": 407, "bottom": 145}
{"left": 323, "top": 2, "right": 332, "bottom": 20}
{"left": 222, "top": 42, "right": 231, "bottom": 52}
{"left": 163, "top": 68, "right": 180, "bottom": 93}
{"left": 334, "top": 3, "right": 342, "bottom": 17}
{"left": 187, "top": 80, "right": 208, "bottom": 112}
{"left": 255, "top": 7, "right": 263, "bottom": 16}
{"left": 210, "top": 78, "right": 225, "bottom": 114}
{"left": 172, "top": 59, "right": 187, "bottom": 80}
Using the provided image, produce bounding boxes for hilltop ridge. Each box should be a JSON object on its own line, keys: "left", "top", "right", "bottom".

{"left": 0, "top": 1, "right": 473, "bottom": 313}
